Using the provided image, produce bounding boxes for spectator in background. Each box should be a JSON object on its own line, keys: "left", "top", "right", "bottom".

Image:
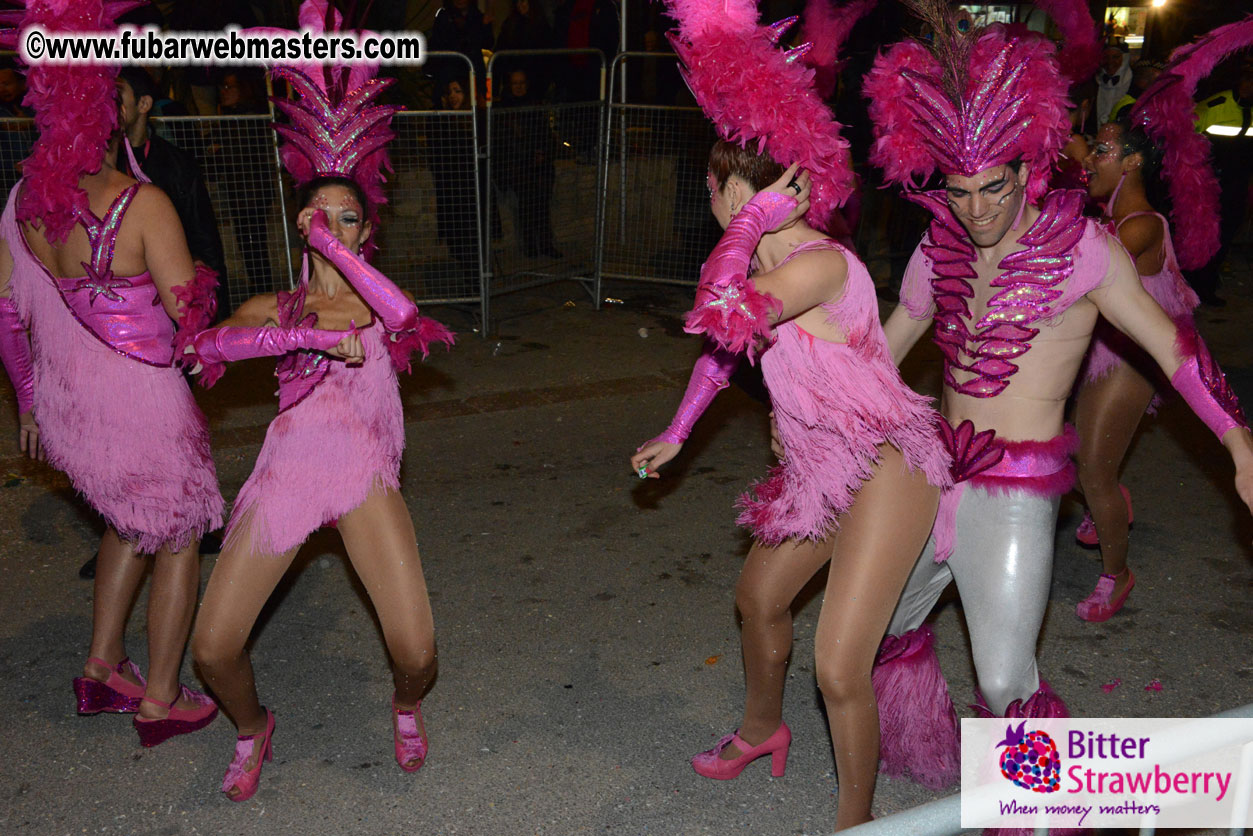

{"left": 1188, "top": 59, "right": 1253, "bottom": 308}
{"left": 1096, "top": 42, "right": 1131, "bottom": 125}
{"left": 494, "top": 0, "right": 555, "bottom": 96}
{"left": 496, "top": 69, "right": 559, "bottom": 259}
{"left": 1110, "top": 60, "right": 1164, "bottom": 123}
{"left": 429, "top": 0, "right": 493, "bottom": 100}
{"left": 0, "top": 61, "right": 29, "bottom": 118}
{"left": 553, "top": 0, "right": 618, "bottom": 102}
{"left": 0, "top": 60, "right": 32, "bottom": 183}
{"left": 433, "top": 77, "right": 481, "bottom": 276}
{"left": 213, "top": 70, "right": 278, "bottom": 296}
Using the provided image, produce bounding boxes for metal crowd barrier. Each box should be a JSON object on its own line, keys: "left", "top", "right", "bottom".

{"left": 485, "top": 48, "right": 605, "bottom": 323}
{"left": 841, "top": 702, "right": 1253, "bottom": 836}
{"left": 598, "top": 52, "right": 722, "bottom": 289}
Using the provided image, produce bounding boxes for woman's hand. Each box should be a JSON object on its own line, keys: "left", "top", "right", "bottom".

{"left": 328, "top": 331, "right": 365, "bottom": 365}
{"left": 296, "top": 207, "right": 325, "bottom": 240}
{"left": 761, "top": 163, "right": 811, "bottom": 231}
{"left": 631, "top": 439, "right": 682, "bottom": 479}
{"left": 19, "top": 410, "right": 42, "bottom": 461}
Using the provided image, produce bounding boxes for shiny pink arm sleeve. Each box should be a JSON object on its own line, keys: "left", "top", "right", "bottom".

{"left": 307, "top": 212, "right": 418, "bottom": 333}
{"left": 0, "top": 298, "right": 33, "bottom": 414}
{"left": 652, "top": 344, "right": 738, "bottom": 445}
{"left": 683, "top": 191, "right": 795, "bottom": 357}
{"left": 191, "top": 326, "right": 351, "bottom": 365}
{"left": 1171, "top": 323, "right": 1248, "bottom": 439}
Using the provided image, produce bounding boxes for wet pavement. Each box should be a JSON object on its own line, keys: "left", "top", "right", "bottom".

{"left": 0, "top": 261, "right": 1250, "bottom": 835}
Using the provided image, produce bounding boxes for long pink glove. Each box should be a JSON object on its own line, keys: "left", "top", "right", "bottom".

{"left": 651, "top": 344, "right": 739, "bottom": 445}
{"left": 1171, "top": 325, "right": 1247, "bottom": 439}
{"left": 0, "top": 298, "right": 33, "bottom": 414}
{"left": 683, "top": 191, "right": 795, "bottom": 358}
{"left": 192, "top": 325, "right": 352, "bottom": 366}
{"left": 307, "top": 211, "right": 418, "bottom": 333}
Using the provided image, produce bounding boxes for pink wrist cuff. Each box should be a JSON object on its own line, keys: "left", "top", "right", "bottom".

{"left": 655, "top": 345, "right": 738, "bottom": 444}
{"left": 0, "top": 298, "right": 33, "bottom": 414}
{"left": 1171, "top": 356, "right": 1245, "bottom": 439}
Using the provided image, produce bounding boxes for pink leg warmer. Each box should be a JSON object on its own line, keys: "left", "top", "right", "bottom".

{"left": 872, "top": 624, "right": 960, "bottom": 789}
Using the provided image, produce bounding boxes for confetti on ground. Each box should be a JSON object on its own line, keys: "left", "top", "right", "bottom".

{"left": 1144, "top": 679, "right": 1163, "bottom": 692}
{"left": 704, "top": 655, "right": 721, "bottom": 665}
{"left": 1101, "top": 678, "right": 1122, "bottom": 693}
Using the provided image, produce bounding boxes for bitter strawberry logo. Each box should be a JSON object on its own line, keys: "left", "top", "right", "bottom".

{"left": 996, "top": 721, "right": 1061, "bottom": 793}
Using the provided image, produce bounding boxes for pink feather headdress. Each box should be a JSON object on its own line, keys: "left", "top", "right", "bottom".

{"left": 864, "top": 0, "right": 1070, "bottom": 202}
{"left": 269, "top": 0, "right": 396, "bottom": 258}
{"left": 1128, "top": 14, "right": 1253, "bottom": 270}
{"left": 665, "top": 0, "right": 856, "bottom": 231}
{"left": 799, "top": 0, "right": 875, "bottom": 100}
{"left": 1028, "top": 0, "right": 1100, "bottom": 83}
{"left": 0, "top": 0, "right": 143, "bottom": 244}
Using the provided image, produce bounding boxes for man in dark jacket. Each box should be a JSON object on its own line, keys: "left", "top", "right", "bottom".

{"left": 118, "top": 68, "right": 229, "bottom": 318}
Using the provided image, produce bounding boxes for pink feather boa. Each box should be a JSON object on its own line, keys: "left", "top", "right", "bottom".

{"left": 666, "top": 0, "right": 856, "bottom": 231}
{"left": 866, "top": 25, "right": 1070, "bottom": 202}
{"left": 1130, "top": 16, "right": 1253, "bottom": 270}
{"left": 386, "top": 316, "right": 455, "bottom": 374}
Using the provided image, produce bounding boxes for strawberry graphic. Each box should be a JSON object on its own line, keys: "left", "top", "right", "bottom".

{"left": 996, "top": 721, "right": 1061, "bottom": 793}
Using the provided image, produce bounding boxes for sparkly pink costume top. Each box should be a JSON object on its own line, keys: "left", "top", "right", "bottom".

{"left": 54, "top": 184, "right": 176, "bottom": 366}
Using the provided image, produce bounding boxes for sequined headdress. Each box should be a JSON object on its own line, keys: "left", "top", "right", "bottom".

{"left": 664, "top": 0, "right": 856, "bottom": 232}
{"left": 863, "top": 0, "right": 1071, "bottom": 201}
{"left": 269, "top": 0, "right": 397, "bottom": 256}
{"left": 0, "top": 1, "right": 144, "bottom": 243}
{"left": 1126, "top": 14, "right": 1253, "bottom": 269}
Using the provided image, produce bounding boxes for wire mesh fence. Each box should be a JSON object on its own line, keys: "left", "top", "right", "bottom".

{"left": 485, "top": 49, "right": 605, "bottom": 320}
{"left": 598, "top": 53, "right": 723, "bottom": 289}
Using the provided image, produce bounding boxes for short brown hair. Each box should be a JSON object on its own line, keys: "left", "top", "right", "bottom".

{"left": 707, "top": 140, "right": 785, "bottom": 192}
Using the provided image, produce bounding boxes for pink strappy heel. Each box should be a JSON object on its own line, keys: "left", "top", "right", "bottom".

{"left": 691, "top": 722, "right": 791, "bottom": 780}
{"left": 222, "top": 709, "right": 275, "bottom": 802}
{"left": 393, "top": 696, "right": 428, "bottom": 772}
{"left": 73, "top": 657, "right": 146, "bottom": 714}
{"left": 132, "top": 685, "right": 219, "bottom": 746}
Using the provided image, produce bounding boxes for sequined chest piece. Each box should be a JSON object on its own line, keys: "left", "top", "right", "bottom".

{"left": 275, "top": 284, "right": 330, "bottom": 412}
{"left": 912, "top": 189, "right": 1087, "bottom": 398}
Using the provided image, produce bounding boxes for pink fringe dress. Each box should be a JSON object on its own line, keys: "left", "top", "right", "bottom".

{"left": 1082, "top": 211, "right": 1200, "bottom": 385}
{"left": 224, "top": 285, "right": 410, "bottom": 556}
{"left": 1, "top": 183, "right": 223, "bottom": 553}
{"left": 735, "top": 240, "right": 952, "bottom": 545}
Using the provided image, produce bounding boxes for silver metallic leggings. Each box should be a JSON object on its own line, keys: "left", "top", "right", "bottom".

{"left": 886, "top": 485, "right": 1060, "bottom": 716}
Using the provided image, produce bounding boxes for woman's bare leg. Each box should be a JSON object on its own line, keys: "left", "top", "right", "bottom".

{"left": 83, "top": 528, "right": 146, "bottom": 687}
{"left": 1075, "top": 361, "right": 1155, "bottom": 598}
{"left": 724, "top": 534, "right": 835, "bottom": 756}
{"left": 814, "top": 445, "right": 940, "bottom": 830}
{"left": 336, "top": 488, "right": 437, "bottom": 710}
{"left": 138, "top": 537, "right": 204, "bottom": 717}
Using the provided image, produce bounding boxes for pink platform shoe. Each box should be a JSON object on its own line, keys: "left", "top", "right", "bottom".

{"left": 1075, "top": 485, "right": 1132, "bottom": 547}
{"left": 691, "top": 722, "right": 791, "bottom": 780}
{"left": 132, "top": 685, "right": 219, "bottom": 747}
{"left": 73, "top": 657, "right": 146, "bottom": 714}
{"left": 393, "top": 696, "right": 428, "bottom": 772}
{"left": 222, "top": 709, "right": 275, "bottom": 802}
{"left": 1076, "top": 570, "right": 1135, "bottom": 622}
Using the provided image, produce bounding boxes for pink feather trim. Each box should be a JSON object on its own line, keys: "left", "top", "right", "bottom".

{"left": 665, "top": 0, "right": 856, "bottom": 230}
{"left": 1030, "top": 0, "right": 1100, "bottom": 82}
{"left": 873, "top": 625, "right": 960, "bottom": 790}
{"left": 973, "top": 680, "right": 1070, "bottom": 719}
{"left": 172, "top": 265, "right": 223, "bottom": 386}
{"left": 387, "top": 315, "right": 455, "bottom": 374}
{"left": 966, "top": 427, "right": 1079, "bottom": 497}
{"left": 682, "top": 282, "right": 780, "bottom": 361}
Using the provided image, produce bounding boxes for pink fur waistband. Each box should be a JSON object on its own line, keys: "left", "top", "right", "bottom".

{"left": 933, "top": 424, "right": 1077, "bottom": 562}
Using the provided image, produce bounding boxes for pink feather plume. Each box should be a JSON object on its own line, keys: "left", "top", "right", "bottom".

{"left": 1130, "top": 15, "right": 1253, "bottom": 269}
{"left": 800, "top": 0, "right": 876, "bottom": 99}
{"left": 665, "top": 0, "right": 856, "bottom": 230}
{"left": 1029, "top": 0, "right": 1100, "bottom": 82}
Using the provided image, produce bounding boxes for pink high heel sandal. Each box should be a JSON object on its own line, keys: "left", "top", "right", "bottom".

{"left": 132, "top": 685, "right": 219, "bottom": 747}
{"left": 691, "top": 722, "right": 791, "bottom": 780}
{"left": 1075, "top": 484, "right": 1133, "bottom": 547}
{"left": 72, "top": 657, "right": 146, "bottom": 714}
{"left": 393, "top": 696, "right": 428, "bottom": 772}
{"left": 222, "top": 709, "right": 275, "bottom": 802}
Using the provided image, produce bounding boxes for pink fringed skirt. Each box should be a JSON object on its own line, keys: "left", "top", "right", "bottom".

{"left": 226, "top": 324, "right": 404, "bottom": 555}
{"left": 3, "top": 233, "right": 222, "bottom": 554}
{"left": 737, "top": 323, "right": 951, "bottom": 545}
{"left": 1083, "top": 265, "right": 1199, "bottom": 385}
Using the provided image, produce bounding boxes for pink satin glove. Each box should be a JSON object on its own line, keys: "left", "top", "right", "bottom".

{"left": 683, "top": 192, "right": 793, "bottom": 357}
{"left": 307, "top": 211, "right": 418, "bottom": 333}
{"left": 0, "top": 298, "right": 34, "bottom": 415}
{"left": 652, "top": 344, "right": 738, "bottom": 444}
{"left": 192, "top": 325, "right": 353, "bottom": 365}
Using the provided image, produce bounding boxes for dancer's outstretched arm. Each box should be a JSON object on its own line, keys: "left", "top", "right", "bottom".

{"left": 631, "top": 343, "right": 738, "bottom": 478}
{"left": 0, "top": 236, "right": 38, "bottom": 459}
{"left": 1088, "top": 238, "right": 1253, "bottom": 511}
